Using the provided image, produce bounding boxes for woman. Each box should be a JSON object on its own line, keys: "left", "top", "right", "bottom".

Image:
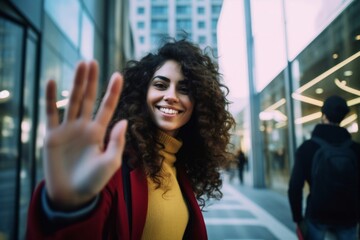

{"left": 26, "top": 38, "right": 235, "bottom": 239}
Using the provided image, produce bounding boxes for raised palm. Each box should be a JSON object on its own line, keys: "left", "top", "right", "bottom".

{"left": 44, "top": 61, "right": 127, "bottom": 210}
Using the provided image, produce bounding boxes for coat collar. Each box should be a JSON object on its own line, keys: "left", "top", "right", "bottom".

{"left": 128, "top": 165, "right": 207, "bottom": 240}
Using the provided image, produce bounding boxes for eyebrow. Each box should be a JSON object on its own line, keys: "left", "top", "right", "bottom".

{"left": 152, "top": 75, "right": 188, "bottom": 83}
{"left": 152, "top": 75, "right": 170, "bottom": 82}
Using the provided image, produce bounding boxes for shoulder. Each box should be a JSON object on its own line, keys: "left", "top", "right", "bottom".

{"left": 296, "top": 139, "right": 319, "bottom": 153}
{"left": 295, "top": 138, "right": 321, "bottom": 165}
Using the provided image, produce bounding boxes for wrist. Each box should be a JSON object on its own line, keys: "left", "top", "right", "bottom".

{"left": 42, "top": 186, "right": 99, "bottom": 221}
{"left": 45, "top": 185, "right": 97, "bottom": 211}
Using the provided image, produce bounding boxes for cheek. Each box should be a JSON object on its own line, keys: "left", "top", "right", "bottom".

{"left": 146, "top": 89, "right": 153, "bottom": 108}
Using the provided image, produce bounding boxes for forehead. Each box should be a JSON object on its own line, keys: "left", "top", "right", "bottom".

{"left": 153, "top": 60, "right": 184, "bottom": 79}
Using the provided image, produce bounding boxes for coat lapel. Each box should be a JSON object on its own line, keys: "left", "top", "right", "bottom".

{"left": 177, "top": 167, "right": 208, "bottom": 240}
{"left": 130, "top": 167, "right": 148, "bottom": 240}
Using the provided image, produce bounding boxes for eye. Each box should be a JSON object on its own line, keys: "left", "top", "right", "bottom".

{"left": 178, "top": 86, "right": 189, "bottom": 94}
{"left": 178, "top": 83, "right": 190, "bottom": 95}
{"left": 152, "top": 81, "right": 167, "bottom": 90}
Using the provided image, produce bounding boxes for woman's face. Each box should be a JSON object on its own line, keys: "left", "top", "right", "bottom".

{"left": 147, "top": 60, "right": 194, "bottom": 137}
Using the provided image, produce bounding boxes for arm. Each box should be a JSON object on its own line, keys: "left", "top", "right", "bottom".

{"left": 26, "top": 61, "right": 128, "bottom": 238}
{"left": 288, "top": 144, "right": 307, "bottom": 223}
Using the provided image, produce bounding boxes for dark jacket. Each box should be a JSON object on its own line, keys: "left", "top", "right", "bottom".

{"left": 26, "top": 161, "right": 207, "bottom": 239}
{"left": 288, "top": 124, "right": 360, "bottom": 225}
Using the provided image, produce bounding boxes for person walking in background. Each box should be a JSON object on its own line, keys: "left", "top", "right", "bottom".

{"left": 26, "top": 38, "right": 235, "bottom": 239}
{"left": 288, "top": 95, "right": 360, "bottom": 240}
{"left": 235, "top": 148, "right": 248, "bottom": 185}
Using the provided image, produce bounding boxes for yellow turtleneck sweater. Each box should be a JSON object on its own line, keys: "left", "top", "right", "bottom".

{"left": 141, "top": 131, "right": 189, "bottom": 240}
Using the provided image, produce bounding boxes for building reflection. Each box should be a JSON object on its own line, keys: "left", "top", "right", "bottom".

{"left": 235, "top": 0, "right": 360, "bottom": 194}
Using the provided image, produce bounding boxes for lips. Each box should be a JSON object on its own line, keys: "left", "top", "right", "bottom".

{"left": 157, "top": 107, "right": 182, "bottom": 115}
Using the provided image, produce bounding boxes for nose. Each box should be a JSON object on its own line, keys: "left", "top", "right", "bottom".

{"left": 163, "top": 88, "right": 179, "bottom": 103}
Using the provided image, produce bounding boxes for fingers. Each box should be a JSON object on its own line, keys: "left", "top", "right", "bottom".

{"left": 46, "top": 80, "right": 59, "bottom": 129}
{"left": 81, "top": 61, "right": 99, "bottom": 119}
{"left": 64, "top": 62, "right": 88, "bottom": 121}
{"left": 95, "top": 72, "right": 123, "bottom": 126}
{"left": 104, "top": 120, "right": 128, "bottom": 168}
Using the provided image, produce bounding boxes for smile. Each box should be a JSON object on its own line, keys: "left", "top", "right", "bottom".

{"left": 158, "top": 107, "right": 181, "bottom": 115}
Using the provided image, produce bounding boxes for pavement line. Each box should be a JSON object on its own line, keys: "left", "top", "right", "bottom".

{"left": 205, "top": 218, "right": 263, "bottom": 225}
{"left": 221, "top": 184, "right": 297, "bottom": 240}
{"left": 205, "top": 205, "right": 247, "bottom": 210}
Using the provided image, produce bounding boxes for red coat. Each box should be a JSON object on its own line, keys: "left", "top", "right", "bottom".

{"left": 26, "top": 166, "right": 207, "bottom": 240}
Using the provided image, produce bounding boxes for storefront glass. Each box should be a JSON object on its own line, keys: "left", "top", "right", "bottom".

{"left": 259, "top": 71, "right": 290, "bottom": 193}
{"left": 291, "top": 0, "right": 360, "bottom": 147}
{"left": 253, "top": 0, "right": 359, "bottom": 194}
{"left": 284, "top": 0, "right": 352, "bottom": 61}
{"left": 0, "top": 18, "right": 23, "bottom": 240}
{"left": 250, "top": 0, "right": 287, "bottom": 91}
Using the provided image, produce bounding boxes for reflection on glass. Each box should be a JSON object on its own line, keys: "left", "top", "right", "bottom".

{"left": 18, "top": 36, "right": 38, "bottom": 239}
{"left": 284, "top": 0, "right": 349, "bottom": 60}
{"left": 0, "top": 18, "right": 23, "bottom": 240}
{"left": 45, "top": 0, "right": 80, "bottom": 47}
{"left": 251, "top": 0, "right": 287, "bottom": 91}
{"left": 259, "top": 72, "right": 290, "bottom": 193}
{"left": 80, "top": 12, "right": 94, "bottom": 60}
{"left": 291, "top": 0, "right": 360, "bottom": 145}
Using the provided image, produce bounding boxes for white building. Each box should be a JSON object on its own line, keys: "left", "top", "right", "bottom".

{"left": 130, "top": 0, "right": 223, "bottom": 59}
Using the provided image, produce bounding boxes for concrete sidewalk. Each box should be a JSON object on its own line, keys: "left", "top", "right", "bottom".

{"left": 203, "top": 174, "right": 297, "bottom": 240}
{"left": 231, "top": 181, "right": 296, "bottom": 233}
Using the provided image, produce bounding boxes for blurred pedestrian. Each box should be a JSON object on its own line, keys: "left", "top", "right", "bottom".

{"left": 235, "top": 148, "right": 248, "bottom": 185}
{"left": 288, "top": 95, "right": 360, "bottom": 240}
{"left": 26, "top": 38, "right": 235, "bottom": 239}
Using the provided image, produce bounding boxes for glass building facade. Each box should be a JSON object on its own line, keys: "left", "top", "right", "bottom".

{"left": 0, "top": 0, "right": 133, "bottom": 239}
{"left": 235, "top": 0, "right": 360, "bottom": 194}
{"left": 130, "top": 0, "right": 223, "bottom": 59}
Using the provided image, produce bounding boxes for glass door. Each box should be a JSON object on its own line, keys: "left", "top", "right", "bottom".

{"left": 0, "top": 16, "right": 39, "bottom": 240}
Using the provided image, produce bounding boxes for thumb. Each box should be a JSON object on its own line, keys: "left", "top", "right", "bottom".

{"left": 104, "top": 120, "right": 128, "bottom": 168}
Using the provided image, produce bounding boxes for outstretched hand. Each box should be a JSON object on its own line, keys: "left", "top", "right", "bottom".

{"left": 44, "top": 60, "right": 127, "bottom": 210}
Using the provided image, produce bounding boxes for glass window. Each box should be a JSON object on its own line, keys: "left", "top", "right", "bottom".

{"left": 212, "top": 33, "right": 217, "bottom": 45}
{"left": 197, "top": 7, "right": 205, "bottom": 15}
{"left": 176, "top": 19, "right": 191, "bottom": 32}
{"left": 80, "top": 12, "right": 95, "bottom": 60}
{"left": 251, "top": 0, "right": 287, "bottom": 92}
{"left": 259, "top": 71, "right": 290, "bottom": 192}
{"left": 211, "top": 5, "right": 222, "bottom": 15}
{"left": 82, "top": 0, "right": 104, "bottom": 33}
{"left": 151, "top": 33, "right": 164, "bottom": 46}
{"left": 198, "top": 21, "right": 205, "bottom": 29}
{"left": 139, "top": 36, "right": 145, "bottom": 44}
{"left": 198, "top": 36, "right": 206, "bottom": 44}
{"left": 291, "top": 0, "right": 360, "bottom": 147}
{"left": 151, "top": 6, "right": 168, "bottom": 15}
{"left": 176, "top": 32, "right": 192, "bottom": 40}
{"left": 137, "top": 21, "right": 145, "bottom": 29}
{"left": 176, "top": 5, "right": 191, "bottom": 15}
{"left": 0, "top": 18, "right": 24, "bottom": 240}
{"left": 137, "top": 7, "right": 145, "bottom": 14}
{"left": 18, "top": 34, "right": 38, "bottom": 240}
{"left": 284, "top": 0, "right": 348, "bottom": 60}
{"left": 44, "top": 0, "right": 80, "bottom": 47}
{"left": 211, "top": 19, "right": 218, "bottom": 30}
{"left": 151, "top": 19, "right": 168, "bottom": 31}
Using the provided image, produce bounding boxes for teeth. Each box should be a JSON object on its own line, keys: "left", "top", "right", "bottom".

{"left": 159, "top": 107, "right": 179, "bottom": 115}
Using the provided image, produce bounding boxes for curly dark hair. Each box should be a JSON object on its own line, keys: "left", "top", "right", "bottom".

{"left": 105, "top": 38, "right": 235, "bottom": 208}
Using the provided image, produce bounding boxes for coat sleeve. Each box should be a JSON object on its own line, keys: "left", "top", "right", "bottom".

{"left": 26, "top": 169, "right": 129, "bottom": 240}
{"left": 288, "top": 143, "right": 308, "bottom": 223}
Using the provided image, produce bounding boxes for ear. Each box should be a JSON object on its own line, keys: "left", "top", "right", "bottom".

{"left": 321, "top": 114, "right": 329, "bottom": 124}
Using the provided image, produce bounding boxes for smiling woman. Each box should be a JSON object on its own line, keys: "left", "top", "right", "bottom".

{"left": 26, "top": 37, "right": 235, "bottom": 239}
{"left": 146, "top": 60, "right": 194, "bottom": 137}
